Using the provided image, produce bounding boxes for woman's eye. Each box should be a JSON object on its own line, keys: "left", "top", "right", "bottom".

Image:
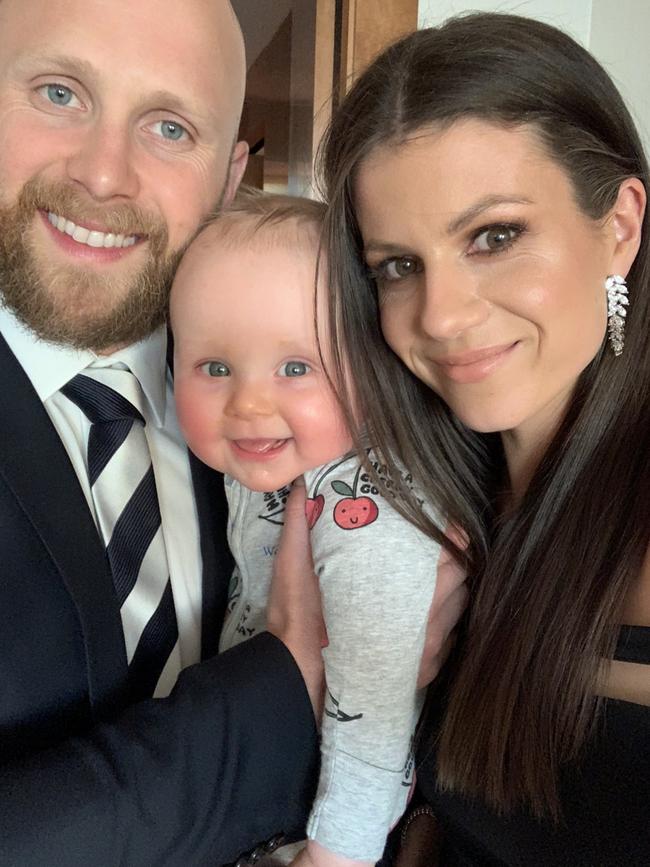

{"left": 152, "top": 120, "right": 189, "bottom": 142}
{"left": 470, "top": 224, "right": 522, "bottom": 254}
{"left": 376, "top": 256, "right": 422, "bottom": 282}
{"left": 39, "top": 84, "right": 81, "bottom": 109}
{"left": 201, "top": 361, "right": 230, "bottom": 377}
{"left": 278, "top": 361, "right": 311, "bottom": 378}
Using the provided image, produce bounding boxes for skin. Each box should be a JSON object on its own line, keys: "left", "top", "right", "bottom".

{"left": 171, "top": 225, "right": 353, "bottom": 493}
{"left": 0, "top": 0, "right": 248, "bottom": 351}
{"left": 356, "top": 119, "right": 645, "bottom": 497}
{"left": 172, "top": 231, "right": 362, "bottom": 866}
{"left": 0, "top": 0, "right": 351, "bottom": 737}
{"left": 172, "top": 225, "right": 469, "bottom": 867}
{"left": 0, "top": 3, "right": 468, "bottom": 851}
{"left": 355, "top": 118, "right": 650, "bottom": 703}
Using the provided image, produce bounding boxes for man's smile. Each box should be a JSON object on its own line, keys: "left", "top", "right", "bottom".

{"left": 45, "top": 210, "right": 139, "bottom": 249}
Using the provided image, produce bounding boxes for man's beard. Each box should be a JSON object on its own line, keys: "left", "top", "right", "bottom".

{"left": 0, "top": 178, "right": 186, "bottom": 351}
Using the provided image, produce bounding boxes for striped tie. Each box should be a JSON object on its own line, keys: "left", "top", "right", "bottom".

{"left": 62, "top": 368, "right": 179, "bottom": 700}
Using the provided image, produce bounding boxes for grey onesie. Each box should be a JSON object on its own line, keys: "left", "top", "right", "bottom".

{"left": 220, "top": 450, "right": 442, "bottom": 861}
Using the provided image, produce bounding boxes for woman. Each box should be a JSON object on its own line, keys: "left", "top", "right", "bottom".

{"left": 318, "top": 13, "right": 650, "bottom": 865}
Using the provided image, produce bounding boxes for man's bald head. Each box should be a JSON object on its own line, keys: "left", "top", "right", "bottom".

{"left": 0, "top": 0, "right": 247, "bottom": 148}
{"left": 0, "top": 0, "right": 250, "bottom": 350}
{"left": 220, "top": 0, "right": 247, "bottom": 127}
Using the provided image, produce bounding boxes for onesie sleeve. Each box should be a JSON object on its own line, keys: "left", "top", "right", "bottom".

{"left": 304, "top": 453, "right": 442, "bottom": 861}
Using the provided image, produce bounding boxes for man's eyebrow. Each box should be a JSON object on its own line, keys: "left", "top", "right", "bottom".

{"left": 144, "top": 90, "right": 214, "bottom": 124}
{"left": 446, "top": 195, "right": 533, "bottom": 234}
{"left": 12, "top": 53, "right": 96, "bottom": 81}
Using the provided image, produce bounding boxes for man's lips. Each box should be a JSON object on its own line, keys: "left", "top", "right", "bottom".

{"left": 433, "top": 342, "right": 519, "bottom": 384}
{"left": 43, "top": 209, "right": 140, "bottom": 249}
{"left": 231, "top": 438, "right": 290, "bottom": 460}
{"left": 39, "top": 209, "right": 145, "bottom": 262}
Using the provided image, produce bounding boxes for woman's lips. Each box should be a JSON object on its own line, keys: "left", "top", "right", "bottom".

{"left": 434, "top": 342, "right": 519, "bottom": 384}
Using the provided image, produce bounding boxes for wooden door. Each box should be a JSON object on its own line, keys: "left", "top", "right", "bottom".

{"left": 237, "top": 0, "right": 418, "bottom": 195}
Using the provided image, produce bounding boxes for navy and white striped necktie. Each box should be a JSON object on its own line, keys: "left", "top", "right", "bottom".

{"left": 62, "top": 368, "right": 180, "bottom": 700}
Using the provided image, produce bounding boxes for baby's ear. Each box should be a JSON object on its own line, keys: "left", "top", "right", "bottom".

{"left": 223, "top": 141, "right": 249, "bottom": 207}
{"left": 607, "top": 177, "right": 646, "bottom": 278}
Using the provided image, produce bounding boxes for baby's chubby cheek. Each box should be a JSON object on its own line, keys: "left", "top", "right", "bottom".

{"left": 174, "top": 379, "right": 225, "bottom": 470}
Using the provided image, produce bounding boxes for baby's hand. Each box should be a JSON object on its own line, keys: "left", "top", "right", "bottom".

{"left": 289, "top": 841, "right": 374, "bottom": 867}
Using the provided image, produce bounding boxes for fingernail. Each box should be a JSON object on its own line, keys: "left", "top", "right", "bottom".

{"left": 292, "top": 476, "right": 306, "bottom": 488}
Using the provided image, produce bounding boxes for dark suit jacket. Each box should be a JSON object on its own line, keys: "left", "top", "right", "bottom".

{"left": 0, "top": 333, "right": 318, "bottom": 866}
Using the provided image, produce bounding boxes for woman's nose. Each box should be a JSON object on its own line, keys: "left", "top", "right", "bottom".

{"left": 418, "top": 265, "right": 491, "bottom": 342}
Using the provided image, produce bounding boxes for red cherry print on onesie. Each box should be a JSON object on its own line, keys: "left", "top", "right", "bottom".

{"left": 333, "top": 496, "right": 379, "bottom": 530}
{"left": 305, "top": 494, "right": 325, "bottom": 529}
{"left": 330, "top": 478, "right": 379, "bottom": 530}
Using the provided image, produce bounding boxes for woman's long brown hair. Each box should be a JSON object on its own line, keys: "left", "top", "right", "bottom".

{"left": 318, "top": 13, "right": 650, "bottom": 817}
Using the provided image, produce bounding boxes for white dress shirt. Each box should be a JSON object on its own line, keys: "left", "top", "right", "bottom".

{"left": 0, "top": 306, "right": 203, "bottom": 694}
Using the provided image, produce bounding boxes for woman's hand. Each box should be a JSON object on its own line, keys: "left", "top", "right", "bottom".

{"left": 289, "top": 841, "right": 373, "bottom": 867}
{"left": 267, "top": 477, "right": 327, "bottom": 719}
{"left": 417, "top": 533, "right": 469, "bottom": 688}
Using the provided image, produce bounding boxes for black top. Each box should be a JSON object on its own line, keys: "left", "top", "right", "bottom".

{"left": 416, "top": 626, "right": 650, "bottom": 866}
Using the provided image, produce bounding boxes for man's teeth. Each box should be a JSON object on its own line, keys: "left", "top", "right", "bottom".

{"left": 47, "top": 212, "right": 137, "bottom": 249}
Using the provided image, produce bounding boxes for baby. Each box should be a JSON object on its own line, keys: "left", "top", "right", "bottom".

{"left": 171, "top": 191, "right": 444, "bottom": 867}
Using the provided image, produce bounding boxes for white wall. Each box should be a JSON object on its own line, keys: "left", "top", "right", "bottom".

{"left": 417, "top": 0, "right": 592, "bottom": 46}
{"left": 417, "top": 0, "right": 650, "bottom": 156}
{"left": 589, "top": 0, "right": 650, "bottom": 152}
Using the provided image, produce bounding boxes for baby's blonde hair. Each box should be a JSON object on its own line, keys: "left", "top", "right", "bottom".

{"left": 198, "top": 186, "right": 325, "bottom": 250}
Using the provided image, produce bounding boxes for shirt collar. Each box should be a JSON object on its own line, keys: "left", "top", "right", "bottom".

{"left": 0, "top": 305, "right": 169, "bottom": 428}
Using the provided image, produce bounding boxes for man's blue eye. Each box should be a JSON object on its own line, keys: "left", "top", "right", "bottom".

{"left": 47, "top": 85, "right": 73, "bottom": 106}
{"left": 279, "top": 361, "right": 310, "bottom": 377}
{"left": 202, "top": 361, "right": 230, "bottom": 377}
{"left": 160, "top": 121, "right": 186, "bottom": 141}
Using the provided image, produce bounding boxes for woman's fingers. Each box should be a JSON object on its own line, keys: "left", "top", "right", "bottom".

{"left": 417, "top": 532, "right": 469, "bottom": 688}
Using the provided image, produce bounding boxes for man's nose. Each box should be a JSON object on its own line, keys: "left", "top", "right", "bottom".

{"left": 65, "top": 122, "right": 140, "bottom": 202}
{"left": 224, "top": 380, "right": 275, "bottom": 420}
{"left": 418, "top": 263, "right": 491, "bottom": 341}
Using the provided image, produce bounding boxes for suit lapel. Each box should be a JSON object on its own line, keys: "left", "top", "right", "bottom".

{"left": 167, "top": 330, "right": 233, "bottom": 660}
{"left": 0, "top": 334, "right": 128, "bottom": 715}
{"left": 190, "top": 452, "right": 233, "bottom": 659}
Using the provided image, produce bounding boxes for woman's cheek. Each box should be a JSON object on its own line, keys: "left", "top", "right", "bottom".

{"left": 379, "top": 302, "right": 408, "bottom": 361}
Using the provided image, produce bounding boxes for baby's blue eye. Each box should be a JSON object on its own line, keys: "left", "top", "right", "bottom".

{"left": 47, "top": 84, "right": 74, "bottom": 106}
{"left": 201, "top": 361, "right": 230, "bottom": 377}
{"left": 279, "top": 361, "right": 310, "bottom": 377}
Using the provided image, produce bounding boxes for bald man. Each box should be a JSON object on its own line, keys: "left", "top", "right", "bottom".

{"left": 0, "top": 1, "right": 319, "bottom": 863}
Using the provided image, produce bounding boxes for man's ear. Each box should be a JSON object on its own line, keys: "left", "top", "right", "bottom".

{"left": 607, "top": 177, "right": 646, "bottom": 277}
{"left": 223, "top": 140, "right": 249, "bottom": 206}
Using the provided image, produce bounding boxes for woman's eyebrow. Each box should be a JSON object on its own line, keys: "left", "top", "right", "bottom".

{"left": 363, "top": 241, "right": 411, "bottom": 258}
{"left": 363, "top": 195, "right": 534, "bottom": 256}
{"left": 446, "top": 195, "right": 533, "bottom": 234}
